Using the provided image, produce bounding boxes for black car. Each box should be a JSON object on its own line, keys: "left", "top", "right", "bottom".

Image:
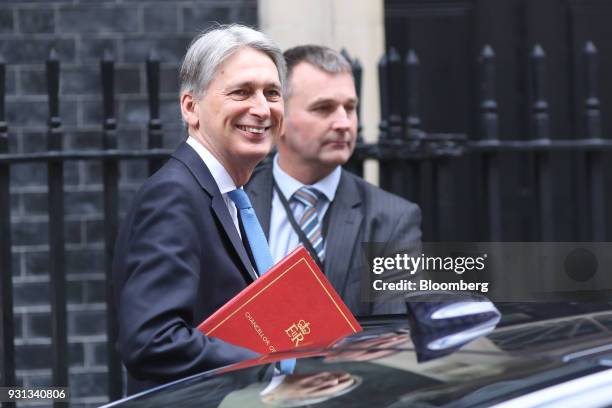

{"left": 100, "top": 303, "right": 612, "bottom": 408}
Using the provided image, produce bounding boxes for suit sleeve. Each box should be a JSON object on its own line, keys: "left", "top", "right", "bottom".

{"left": 371, "top": 202, "right": 423, "bottom": 315}
{"left": 389, "top": 202, "right": 422, "bottom": 245}
{"left": 116, "top": 177, "right": 258, "bottom": 382}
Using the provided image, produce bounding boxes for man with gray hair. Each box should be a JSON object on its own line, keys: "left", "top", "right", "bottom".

{"left": 113, "top": 24, "right": 285, "bottom": 395}
{"left": 246, "top": 45, "right": 422, "bottom": 316}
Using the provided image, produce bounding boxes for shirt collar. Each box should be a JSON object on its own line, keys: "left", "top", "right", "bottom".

{"left": 272, "top": 153, "right": 341, "bottom": 202}
{"left": 186, "top": 136, "right": 237, "bottom": 194}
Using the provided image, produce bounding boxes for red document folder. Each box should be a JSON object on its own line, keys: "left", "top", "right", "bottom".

{"left": 198, "top": 246, "right": 362, "bottom": 354}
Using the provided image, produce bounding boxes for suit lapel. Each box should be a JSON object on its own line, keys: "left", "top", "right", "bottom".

{"left": 172, "top": 142, "right": 258, "bottom": 282}
{"left": 245, "top": 166, "right": 273, "bottom": 240}
{"left": 324, "top": 170, "right": 363, "bottom": 294}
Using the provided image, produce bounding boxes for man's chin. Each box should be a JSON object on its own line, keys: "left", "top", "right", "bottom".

{"left": 321, "top": 152, "right": 352, "bottom": 167}
{"left": 237, "top": 146, "right": 273, "bottom": 165}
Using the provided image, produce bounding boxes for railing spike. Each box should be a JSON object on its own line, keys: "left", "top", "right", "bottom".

{"left": 377, "top": 52, "right": 389, "bottom": 140}
{"left": 147, "top": 48, "right": 163, "bottom": 174}
{"left": 388, "top": 47, "right": 400, "bottom": 62}
{"left": 481, "top": 44, "right": 495, "bottom": 58}
{"left": 387, "top": 47, "right": 402, "bottom": 139}
{"left": 0, "top": 55, "right": 5, "bottom": 123}
{"left": 148, "top": 48, "right": 159, "bottom": 61}
{"left": 340, "top": 48, "right": 351, "bottom": 62}
{"left": 404, "top": 48, "right": 422, "bottom": 139}
{"left": 584, "top": 41, "right": 597, "bottom": 54}
{"left": 48, "top": 47, "right": 58, "bottom": 61}
{"left": 103, "top": 48, "right": 114, "bottom": 62}
{"left": 532, "top": 44, "right": 546, "bottom": 58}
{"left": 406, "top": 48, "right": 419, "bottom": 64}
{"left": 100, "top": 49, "right": 115, "bottom": 122}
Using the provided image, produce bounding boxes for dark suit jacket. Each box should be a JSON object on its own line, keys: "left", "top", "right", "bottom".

{"left": 112, "top": 142, "right": 259, "bottom": 395}
{"left": 245, "top": 164, "right": 422, "bottom": 317}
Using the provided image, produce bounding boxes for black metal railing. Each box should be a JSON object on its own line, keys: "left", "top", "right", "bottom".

{"left": 0, "top": 41, "right": 610, "bottom": 404}
{"left": 350, "top": 41, "right": 610, "bottom": 241}
{"left": 0, "top": 52, "right": 16, "bottom": 408}
{"left": 0, "top": 49, "right": 173, "bottom": 405}
{"left": 46, "top": 48, "right": 69, "bottom": 408}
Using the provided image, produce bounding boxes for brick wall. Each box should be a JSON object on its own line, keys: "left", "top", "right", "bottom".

{"left": 2, "top": 1, "right": 258, "bottom": 407}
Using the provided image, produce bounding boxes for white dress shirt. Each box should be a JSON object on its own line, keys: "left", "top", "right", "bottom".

{"left": 269, "top": 154, "right": 341, "bottom": 263}
{"left": 186, "top": 136, "right": 242, "bottom": 237}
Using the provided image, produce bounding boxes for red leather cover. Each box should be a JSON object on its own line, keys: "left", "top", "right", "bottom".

{"left": 198, "top": 246, "right": 362, "bottom": 354}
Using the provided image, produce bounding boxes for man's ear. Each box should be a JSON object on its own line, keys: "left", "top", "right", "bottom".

{"left": 180, "top": 92, "right": 199, "bottom": 129}
{"left": 277, "top": 117, "right": 287, "bottom": 143}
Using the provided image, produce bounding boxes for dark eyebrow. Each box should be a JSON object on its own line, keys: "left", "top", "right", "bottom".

{"left": 309, "top": 96, "right": 359, "bottom": 107}
{"left": 229, "top": 80, "right": 281, "bottom": 89}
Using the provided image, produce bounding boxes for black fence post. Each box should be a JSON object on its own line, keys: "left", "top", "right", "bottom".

{"left": 378, "top": 50, "right": 394, "bottom": 189}
{"left": 0, "top": 53, "right": 16, "bottom": 408}
{"left": 432, "top": 156, "right": 455, "bottom": 241}
{"left": 423, "top": 46, "right": 455, "bottom": 241}
{"left": 479, "top": 45, "right": 502, "bottom": 241}
{"left": 341, "top": 49, "right": 363, "bottom": 177}
{"left": 101, "top": 50, "right": 123, "bottom": 401}
{"left": 582, "top": 41, "right": 605, "bottom": 241}
{"left": 380, "top": 48, "right": 412, "bottom": 200}
{"left": 403, "top": 49, "right": 422, "bottom": 204}
{"left": 404, "top": 50, "right": 422, "bottom": 140}
{"left": 352, "top": 57, "right": 363, "bottom": 143}
{"left": 340, "top": 48, "right": 363, "bottom": 140}
{"left": 377, "top": 53, "right": 389, "bottom": 143}
{"left": 387, "top": 48, "right": 403, "bottom": 141}
{"left": 46, "top": 49, "right": 68, "bottom": 406}
{"left": 147, "top": 50, "right": 164, "bottom": 175}
{"left": 530, "top": 44, "right": 554, "bottom": 241}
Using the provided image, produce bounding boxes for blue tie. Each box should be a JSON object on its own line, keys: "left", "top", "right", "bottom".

{"left": 227, "top": 188, "right": 295, "bottom": 373}
{"left": 227, "top": 188, "right": 274, "bottom": 276}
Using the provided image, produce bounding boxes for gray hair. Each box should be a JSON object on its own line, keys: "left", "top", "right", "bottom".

{"left": 179, "top": 24, "right": 286, "bottom": 98}
{"left": 283, "top": 45, "right": 353, "bottom": 98}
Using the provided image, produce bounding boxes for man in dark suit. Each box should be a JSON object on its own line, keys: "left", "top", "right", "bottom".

{"left": 246, "top": 45, "right": 422, "bottom": 317}
{"left": 112, "top": 25, "right": 286, "bottom": 395}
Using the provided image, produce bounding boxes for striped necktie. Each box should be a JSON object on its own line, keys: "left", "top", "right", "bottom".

{"left": 293, "top": 186, "right": 325, "bottom": 262}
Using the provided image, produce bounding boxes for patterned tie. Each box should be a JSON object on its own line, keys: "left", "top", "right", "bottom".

{"left": 227, "top": 188, "right": 295, "bottom": 373}
{"left": 293, "top": 187, "right": 325, "bottom": 262}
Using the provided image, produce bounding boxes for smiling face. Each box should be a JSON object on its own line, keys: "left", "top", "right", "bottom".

{"left": 181, "top": 47, "right": 283, "bottom": 185}
{"left": 278, "top": 62, "right": 357, "bottom": 184}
